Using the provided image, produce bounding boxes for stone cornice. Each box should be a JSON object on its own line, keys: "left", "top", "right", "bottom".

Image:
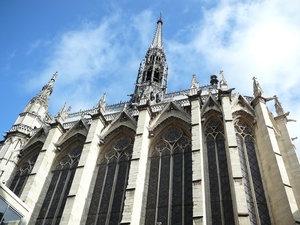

{"left": 5, "top": 128, "right": 31, "bottom": 141}
{"left": 274, "top": 112, "right": 290, "bottom": 122}
{"left": 50, "top": 120, "right": 66, "bottom": 133}
{"left": 9, "top": 124, "right": 33, "bottom": 136}
{"left": 91, "top": 110, "right": 108, "bottom": 126}
{"left": 137, "top": 100, "right": 153, "bottom": 117}
{"left": 218, "top": 88, "right": 235, "bottom": 101}
{"left": 187, "top": 90, "right": 202, "bottom": 104}
{"left": 251, "top": 96, "right": 266, "bottom": 107}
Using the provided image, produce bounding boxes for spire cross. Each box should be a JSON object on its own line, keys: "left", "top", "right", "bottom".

{"left": 151, "top": 14, "right": 163, "bottom": 48}
{"left": 52, "top": 71, "right": 58, "bottom": 80}
{"left": 48, "top": 72, "right": 58, "bottom": 87}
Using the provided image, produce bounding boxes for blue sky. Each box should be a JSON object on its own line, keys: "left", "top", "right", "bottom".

{"left": 1, "top": 0, "right": 300, "bottom": 156}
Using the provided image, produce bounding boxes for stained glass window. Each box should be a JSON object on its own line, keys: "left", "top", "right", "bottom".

{"left": 86, "top": 137, "right": 133, "bottom": 225}
{"left": 205, "top": 120, "right": 235, "bottom": 225}
{"left": 35, "top": 145, "right": 83, "bottom": 225}
{"left": 145, "top": 128, "right": 193, "bottom": 225}
{"left": 10, "top": 153, "right": 39, "bottom": 197}
{"left": 235, "top": 120, "right": 271, "bottom": 225}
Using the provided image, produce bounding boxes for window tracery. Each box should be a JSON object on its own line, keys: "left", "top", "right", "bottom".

{"left": 10, "top": 152, "right": 39, "bottom": 197}
{"left": 145, "top": 128, "right": 193, "bottom": 225}
{"left": 86, "top": 136, "right": 133, "bottom": 225}
{"left": 35, "top": 145, "right": 83, "bottom": 225}
{"left": 205, "top": 120, "right": 235, "bottom": 224}
{"left": 235, "top": 120, "right": 271, "bottom": 225}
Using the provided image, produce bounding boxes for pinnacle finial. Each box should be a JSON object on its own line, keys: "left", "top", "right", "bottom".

{"left": 253, "top": 77, "right": 264, "bottom": 97}
{"left": 190, "top": 74, "right": 199, "bottom": 89}
{"left": 189, "top": 74, "right": 200, "bottom": 96}
{"left": 219, "top": 70, "right": 226, "bottom": 83}
{"left": 96, "top": 93, "right": 107, "bottom": 112}
{"left": 219, "top": 70, "right": 228, "bottom": 90}
{"left": 274, "top": 95, "right": 285, "bottom": 116}
{"left": 55, "top": 102, "right": 71, "bottom": 120}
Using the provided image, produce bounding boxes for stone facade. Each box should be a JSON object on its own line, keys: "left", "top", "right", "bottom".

{"left": 0, "top": 18, "right": 300, "bottom": 225}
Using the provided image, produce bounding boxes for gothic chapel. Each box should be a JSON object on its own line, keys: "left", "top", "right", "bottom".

{"left": 1, "top": 17, "right": 300, "bottom": 225}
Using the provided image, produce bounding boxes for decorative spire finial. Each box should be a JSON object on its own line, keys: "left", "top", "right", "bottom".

{"left": 45, "top": 72, "right": 58, "bottom": 91}
{"left": 151, "top": 13, "right": 163, "bottom": 48}
{"left": 51, "top": 71, "right": 58, "bottom": 83}
{"left": 253, "top": 77, "right": 264, "bottom": 97}
{"left": 29, "top": 72, "right": 58, "bottom": 107}
{"left": 39, "top": 72, "right": 58, "bottom": 99}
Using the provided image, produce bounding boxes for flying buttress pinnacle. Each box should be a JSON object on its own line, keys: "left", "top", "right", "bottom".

{"left": 253, "top": 76, "right": 264, "bottom": 98}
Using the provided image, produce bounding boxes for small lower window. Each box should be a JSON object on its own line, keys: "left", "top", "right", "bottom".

{"left": 0, "top": 197, "right": 23, "bottom": 225}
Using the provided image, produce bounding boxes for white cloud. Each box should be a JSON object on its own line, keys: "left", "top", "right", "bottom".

{"left": 203, "top": 0, "right": 300, "bottom": 154}
{"left": 131, "top": 10, "right": 155, "bottom": 52}
{"left": 26, "top": 10, "right": 155, "bottom": 113}
{"left": 166, "top": 0, "right": 300, "bottom": 154}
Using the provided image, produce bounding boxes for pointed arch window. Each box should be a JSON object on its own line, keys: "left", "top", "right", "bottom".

{"left": 86, "top": 137, "right": 133, "bottom": 225}
{"left": 235, "top": 120, "right": 271, "bottom": 225}
{"left": 35, "top": 145, "right": 83, "bottom": 225}
{"left": 145, "top": 128, "right": 193, "bottom": 225}
{"left": 9, "top": 152, "right": 39, "bottom": 197}
{"left": 205, "top": 120, "right": 235, "bottom": 224}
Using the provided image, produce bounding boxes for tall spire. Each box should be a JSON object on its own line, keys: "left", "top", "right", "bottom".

{"left": 38, "top": 72, "right": 58, "bottom": 101}
{"left": 130, "top": 14, "right": 168, "bottom": 105}
{"left": 24, "top": 72, "right": 58, "bottom": 117}
{"left": 151, "top": 12, "right": 163, "bottom": 49}
{"left": 6, "top": 72, "right": 58, "bottom": 137}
